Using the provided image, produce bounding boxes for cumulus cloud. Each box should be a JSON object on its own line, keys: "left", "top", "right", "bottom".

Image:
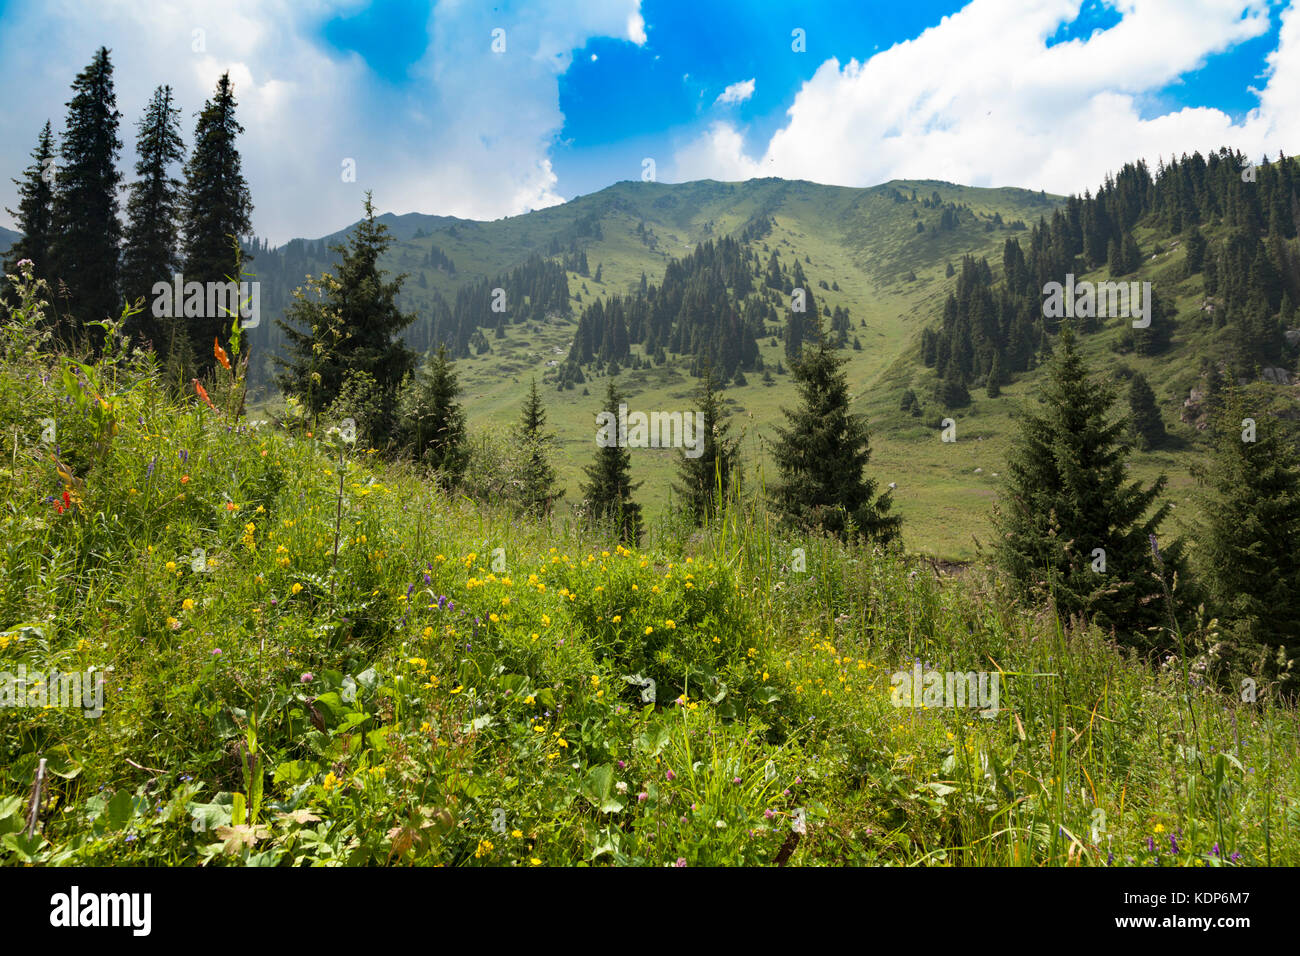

{"left": 672, "top": 0, "right": 1293, "bottom": 194}
{"left": 714, "top": 78, "right": 755, "bottom": 106}
{"left": 675, "top": 122, "right": 765, "bottom": 181}
{"left": 0, "top": 0, "right": 646, "bottom": 243}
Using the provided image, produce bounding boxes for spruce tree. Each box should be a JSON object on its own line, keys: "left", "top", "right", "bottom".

{"left": 992, "top": 324, "right": 1185, "bottom": 645}
{"left": 1122, "top": 232, "right": 1142, "bottom": 274}
{"left": 673, "top": 365, "right": 738, "bottom": 525}
{"left": 182, "top": 72, "right": 253, "bottom": 373}
{"left": 1124, "top": 289, "right": 1174, "bottom": 356}
{"left": 3, "top": 122, "right": 56, "bottom": 290}
{"left": 769, "top": 332, "right": 899, "bottom": 543}
{"left": 1195, "top": 391, "right": 1300, "bottom": 685}
{"left": 48, "top": 47, "right": 123, "bottom": 339}
{"left": 1127, "top": 372, "right": 1166, "bottom": 450}
{"left": 121, "top": 85, "right": 185, "bottom": 350}
{"left": 1107, "top": 238, "right": 1124, "bottom": 276}
{"left": 397, "top": 344, "right": 468, "bottom": 487}
{"left": 517, "top": 377, "right": 564, "bottom": 517}
{"left": 582, "top": 378, "right": 643, "bottom": 545}
{"left": 1183, "top": 225, "right": 1206, "bottom": 275}
{"left": 986, "top": 353, "right": 1002, "bottom": 398}
{"left": 275, "top": 194, "right": 416, "bottom": 441}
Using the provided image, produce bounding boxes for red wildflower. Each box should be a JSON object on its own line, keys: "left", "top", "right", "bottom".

{"left": 214, "top": 338, "right": 232, "bottom": 371}
{"left": 192, "top": 379, "right": 217, "bottom": 412}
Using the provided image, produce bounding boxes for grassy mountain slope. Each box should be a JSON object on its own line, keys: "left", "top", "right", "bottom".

{"left": 250, "top": 178, "right": 1061, "bottom": 558}
{"left": 250, "top": 171, "right": 1298, "bottom": 563}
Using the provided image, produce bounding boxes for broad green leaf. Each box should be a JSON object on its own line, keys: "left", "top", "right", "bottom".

{"left": 355, "top": 667, "right": 379, "bottom": 694}
{"left": 580, "top": 764, "right": 625, "bottom": 814}
{"left": 366, "top": 725, "right": 394, "bottom": 752}
{"left": 1, "top": 830, "right": 46, "bottom": 862}
{"left": 105, "top": 789, "right": 135, "bottom": 830}
{"left": 462, "top": 714, "right": 495, "bottom": 733}
{"left": 635, "top": 722, "right": 670, "bottom": 756}
{"left": 0, "top": 795, "right": 23, "bottom": 822}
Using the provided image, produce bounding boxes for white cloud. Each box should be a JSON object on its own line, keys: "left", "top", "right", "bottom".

{"left": 627, "top": 10, "right": 648, "bottom": 45}
{"left": 714, "top": 78, "right": 755, "bottom": 106}
{"left": 675, "top": 122, "right": 765, "bottom": 181}
{"left": 672, "top": 0, "right": 1291, "bottom": 193}
{"left": 1256, "top": 0, "right": 1300, "bottom": 154}
{"left": 0, "top": 0, "right": 646, "bottom": 243}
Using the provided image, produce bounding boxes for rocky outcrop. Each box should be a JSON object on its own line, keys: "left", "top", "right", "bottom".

{"left": 1181, "top": 387, "right": 1209, "bottom": 430}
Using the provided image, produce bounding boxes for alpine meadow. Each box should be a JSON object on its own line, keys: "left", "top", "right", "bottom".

{"left": 4, "top": 2, "right": 1300, "bottom": 897}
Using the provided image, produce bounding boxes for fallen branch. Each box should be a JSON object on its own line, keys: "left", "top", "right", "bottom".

{"left": 125, "top": 757, "right": 167, "bottom": 776}
{"left": 25, "top": 758, "right": 47, "bottom": 839}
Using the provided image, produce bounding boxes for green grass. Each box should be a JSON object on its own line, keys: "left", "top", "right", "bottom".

{"left": 1, "top": 292, "right": 1296, "bottom": 866}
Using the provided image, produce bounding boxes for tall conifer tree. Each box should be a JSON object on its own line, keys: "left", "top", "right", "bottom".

{"left": 582, "top": 379, "right": 643, "bottom": 545}
{"left": 48, "top": 47, "right": 123, "bottom": 339}
{"left": 121, "top": 85, "right": 185, "bottom": 349}
{"left": 276, "top": 194, "right": 415, "bottom": 439}
{"left": 3, "top": 122, "right": 56, "bottom": 291}
{"left": 673, "top": 364, "right": 738, "bottom": 525}
{"left": 769, "top": 331, "right": 898, "bottom": 543}
{"left": 183, "top": 72, "right": 253, "bottom": 373}
{"left": 1127, "top": 372, "right": 1166, "bottom": 451}
{"left": 397, "top": 344, "right": 468, "bottom": 487}
{"left": 1195, "top": 391, "right": 1300, "bottom": 687}
{"left": 993, "top": 325, "right": 1186, "bottom": 644}
{"left": 517, "top": 377, "right": 564, "bottom": 517}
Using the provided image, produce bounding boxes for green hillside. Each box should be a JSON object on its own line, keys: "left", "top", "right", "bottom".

{"left": 246, "top": 178, "right": 1061, "bottom": 559}
{"left": 245, "top": 155, "right": 1300, "bottom": 564}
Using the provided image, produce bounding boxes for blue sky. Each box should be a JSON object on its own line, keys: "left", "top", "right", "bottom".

{"left": 1, "top": 1, "right": 1297, "bottom": 242}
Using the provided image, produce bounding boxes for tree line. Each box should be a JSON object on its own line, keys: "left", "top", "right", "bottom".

{"left": 921, "top": 147, "right": 1300, "bottom": 407}
{"left": 4, "top": 47, "right": 253, "bottom": 379}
